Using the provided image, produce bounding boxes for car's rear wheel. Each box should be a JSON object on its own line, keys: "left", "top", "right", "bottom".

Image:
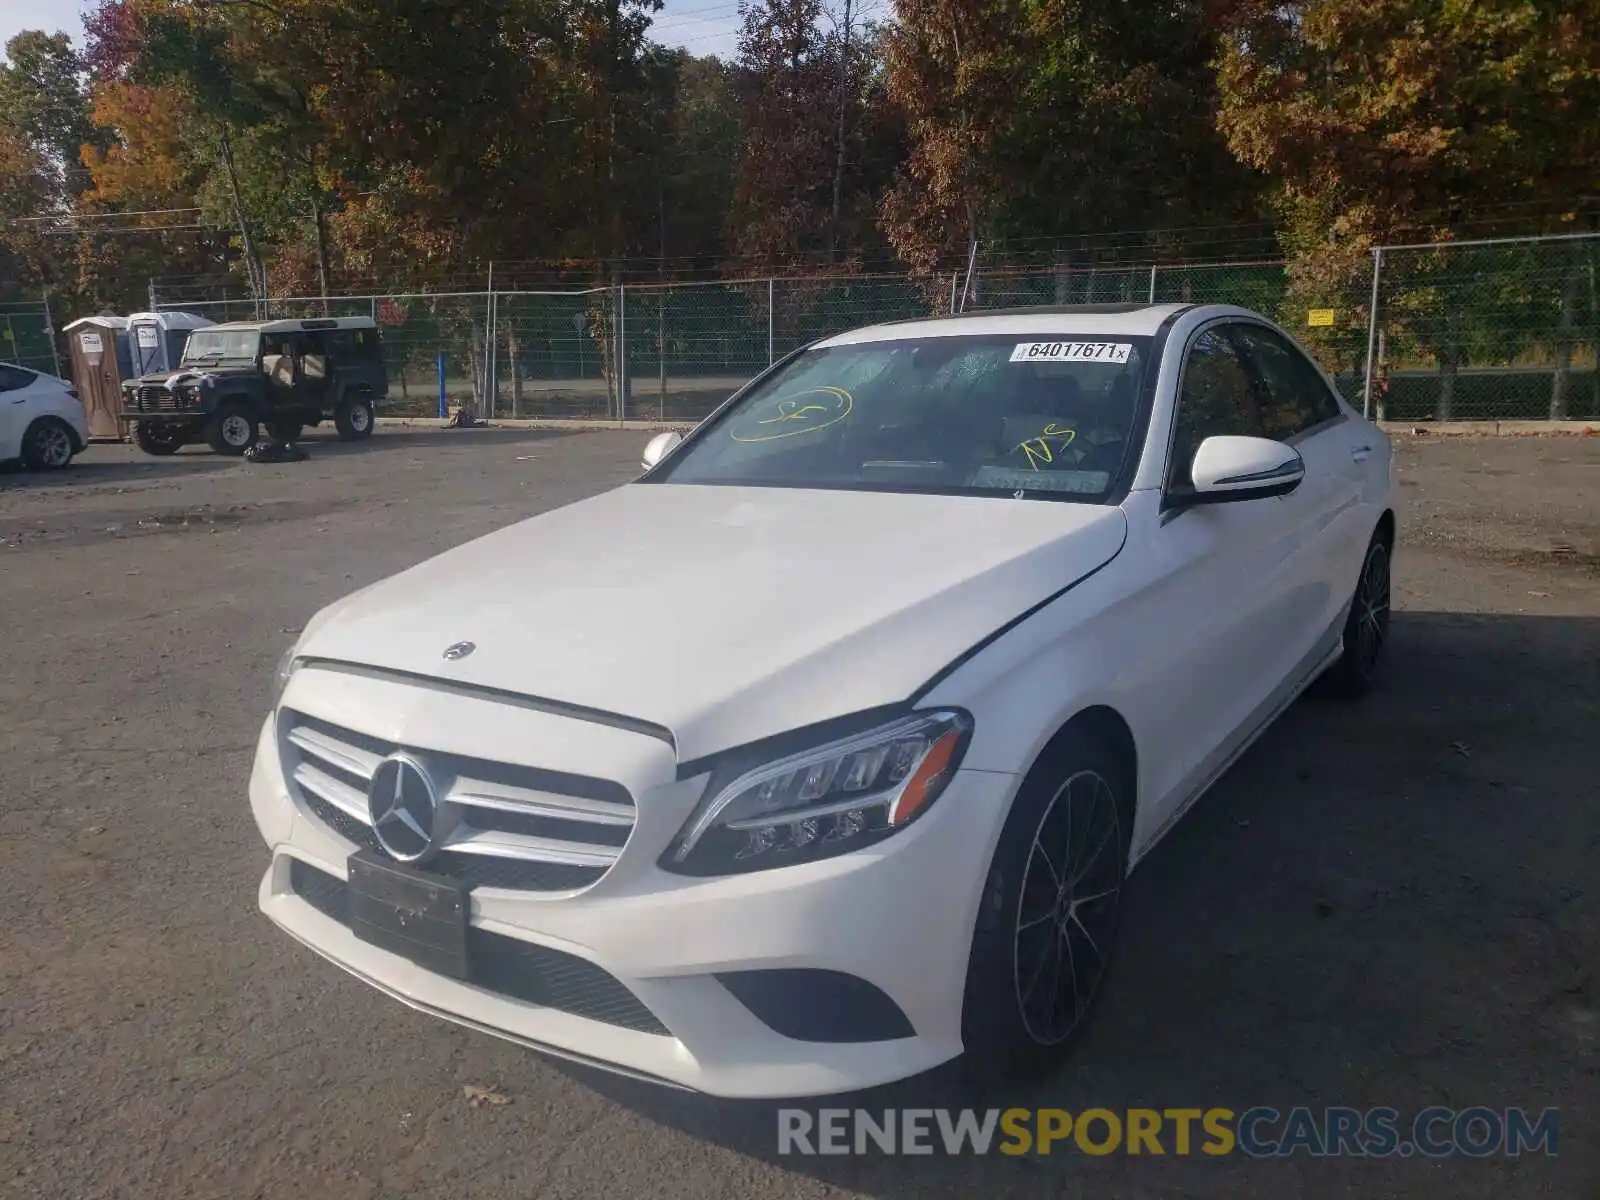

{"left": 1318, "top": 527, "right": 1393, "bottom": 699}
{"left": 335, "top": 395, "right": 374, "bottom": 440}
{"left": 132, "top": 421, "right": 185, "bottom": 456}
{"left": 961, "top": 728, "right": 1131, "bottom": 1084}
{"left": 21, "top": 417, "right": 76, "bottom": 470}
{"left": 205, "top": 402, "right": 258, "bottom": 456}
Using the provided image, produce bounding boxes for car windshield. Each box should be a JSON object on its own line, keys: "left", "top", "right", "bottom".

{"left": 181, "top": 330, "right": 259, "bottom": 362}
{"left": 651, "top": 333, "right": 1153, "bottom": 501}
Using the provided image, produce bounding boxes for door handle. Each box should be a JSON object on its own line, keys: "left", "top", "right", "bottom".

{"left": 1350, "top": 444, "right": 1373, "bottom": 462}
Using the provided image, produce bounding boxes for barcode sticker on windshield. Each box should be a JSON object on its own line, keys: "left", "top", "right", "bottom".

{"left": 1009, "top": 341, "right": 1132, "bottom": 364}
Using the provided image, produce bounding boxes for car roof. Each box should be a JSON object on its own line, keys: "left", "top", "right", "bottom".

{"left": 201, "top": 316, "right": 378, "bottom": 334}
{"left": 814, "top": 303, "right": 1194, "bottom": 347}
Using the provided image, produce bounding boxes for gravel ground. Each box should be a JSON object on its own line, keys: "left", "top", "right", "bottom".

{"left": 1, "top": 429, "right": 1596, "bottom": 1199}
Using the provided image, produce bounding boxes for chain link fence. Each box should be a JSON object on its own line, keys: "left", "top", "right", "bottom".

{"left": 135, "top": 232, "right": 1597, "bottom": 423}
{"left": 1370, "top": 233, "right": 1600, "bottom": 422}
{"left": 0, "top": 301, "right": 63, "bottom": 377}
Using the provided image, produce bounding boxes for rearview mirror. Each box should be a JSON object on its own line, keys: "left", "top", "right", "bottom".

{"left": 641, "top": 431, "right": 682, "bottom": 472}
{"left": 1183, "top": 435, "right": 1304, "bottom": 504}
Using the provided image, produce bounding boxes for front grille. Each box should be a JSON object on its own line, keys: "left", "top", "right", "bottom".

{"left": 126, "top": 385, "right": 188, "bottom": 413}
{"left": 287, "top": 859, "right": 668, "bottom": 1034}
{"left": 281, "top": 710, "right": 636, "bottom": 893}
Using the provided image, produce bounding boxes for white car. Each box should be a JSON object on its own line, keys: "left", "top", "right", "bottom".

{"left": 253, "top": 303, "right": 1395, "bottom": 1098}
{"left": 0, "top": 362, "right": 89, "bottom": 471}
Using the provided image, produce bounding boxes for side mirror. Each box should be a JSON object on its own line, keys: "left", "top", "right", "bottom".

{"left": 1183, "top": 435, "right": 1305, "bottom": 504}
{"left": 641, "top": 431, "right": 682, "bottom": 472}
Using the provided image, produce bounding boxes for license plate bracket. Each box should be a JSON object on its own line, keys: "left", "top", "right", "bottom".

{"left": 347, "top": 851, "right": 471, "bottom": 980}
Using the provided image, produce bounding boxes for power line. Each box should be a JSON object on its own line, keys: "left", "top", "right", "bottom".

{"left": 1, "top": 206, "right": 205, "bottom": 226}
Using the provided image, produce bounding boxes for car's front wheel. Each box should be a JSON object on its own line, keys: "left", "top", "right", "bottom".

{"left": 132, "top": 421, "right": 186, "bottom": 456}
{"left": 21, "top": 417, "right": 77, "bottom": 470}
{"left": 204, "top": 402, "right": 259, "bottom": 456}
{"left": 961, "top": 728, "right": 1131, "bottom": 1084}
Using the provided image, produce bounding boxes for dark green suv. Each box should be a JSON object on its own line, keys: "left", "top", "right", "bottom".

{"left": 120, "top": 316, "right": 388, "bottom": 456}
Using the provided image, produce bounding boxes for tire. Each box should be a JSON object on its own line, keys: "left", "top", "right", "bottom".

{"left": 960, "top": 728, "right": 1132, "bottom": 1085}
{"left": 204, "top": 402, "right": 259, "bottom": 456}
{"left": 1317, "top": 527, "right": 1393, "bottom": 700}
{"left": 21, "top": 417, "right": 77, "bottom": 471}
{"left": 132, "top": 421, "right": 185, "bottom": 456}
{"left": 334, "top": 395, "right": 374, "bottom": 440}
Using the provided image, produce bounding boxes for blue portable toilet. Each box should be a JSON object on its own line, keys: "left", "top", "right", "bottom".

{"left": 126, "top": 310, "right": 214, "bottom": 375}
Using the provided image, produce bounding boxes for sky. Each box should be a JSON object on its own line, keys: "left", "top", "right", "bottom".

{"left": 0, "top": 0, "right": 745, "bottom": 63}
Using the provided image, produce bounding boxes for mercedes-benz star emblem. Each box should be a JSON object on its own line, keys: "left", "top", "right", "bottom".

{"left": 442, "top": 641, "right": 476, "bottom": 661}
{"left": 367, "top": 754, "right": 439, "bottom": 863}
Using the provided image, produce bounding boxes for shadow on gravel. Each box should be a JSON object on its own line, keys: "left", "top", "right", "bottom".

{"left": 550, "top": 610, "right": 1600, "bottom": 1196}
{"left": 0, "top": 455, "right": 235, "bottom": 489}
{"left": 295, "top": 427, "right": 575, "bottom": 456}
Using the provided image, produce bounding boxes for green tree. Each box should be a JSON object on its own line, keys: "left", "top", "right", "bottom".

{"left": 882, "top": 0, "right": 1259, "bottom": 285}
{"left": 0, "top": 31, "right": 100, "bottom": 185}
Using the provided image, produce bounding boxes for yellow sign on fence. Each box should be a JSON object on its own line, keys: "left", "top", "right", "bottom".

{"left": 1307, "top": 309, "right": 1336, "bottom": 327}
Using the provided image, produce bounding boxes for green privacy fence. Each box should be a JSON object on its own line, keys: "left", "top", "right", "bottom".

{"left": 146, "top": 232, "right": 1599, "bottom": 422}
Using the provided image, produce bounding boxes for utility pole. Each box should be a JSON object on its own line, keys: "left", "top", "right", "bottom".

{"left": 217, "top": 121, "right": 263, "bottom": 314}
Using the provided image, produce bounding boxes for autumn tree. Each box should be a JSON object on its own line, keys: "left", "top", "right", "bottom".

{"left": 727, "top": 0, "right": 896, "bottom": 267}
{"left": 1216, "top": 0, "right": 1600, "bottom": 411}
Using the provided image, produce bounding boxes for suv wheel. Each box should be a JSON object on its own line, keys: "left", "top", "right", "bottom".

{"left": 960, "top": 728, "right": 1131, "bottom": 1085}
{"left": 205, "top": 402, "right": 259, "bottom": 456}
{"left": 132, "top": 421, "right": 185, "bottom": 456}
{"left": 335, "top": 395, "right": 375, "bottom": 440}
{"left": 22, "top": 418, "right": 77, "bottom": 470}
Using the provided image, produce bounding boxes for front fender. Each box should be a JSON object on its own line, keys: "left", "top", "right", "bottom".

{"left": 915, "top": 535, "right": 1186, "bottom": 856}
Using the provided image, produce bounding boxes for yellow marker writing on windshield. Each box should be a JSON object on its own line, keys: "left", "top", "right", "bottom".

{"left": 759, "top": 402, "right": 832, "bottom": 424}
{"left": 1016, "top": 423, "right": 1076, "bottom": 470}
{"left": 732, "top": 386, "right": 854, "bottom": 443}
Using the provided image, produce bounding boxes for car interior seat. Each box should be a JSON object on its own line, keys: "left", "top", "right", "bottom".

{"left": 262, "top": 354, "right": 294, "bottom": 389}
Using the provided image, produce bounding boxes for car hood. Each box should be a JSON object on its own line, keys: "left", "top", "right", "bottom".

{"left": 125, "top": 365, "right": 253, "bottom": 387}
{"left": 297, "top": 483, "right": 1127, "bottom": 764}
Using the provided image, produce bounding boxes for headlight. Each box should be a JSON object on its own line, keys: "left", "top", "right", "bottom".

{"left": 663, "top": 709, "right": 972, "bottom": 876}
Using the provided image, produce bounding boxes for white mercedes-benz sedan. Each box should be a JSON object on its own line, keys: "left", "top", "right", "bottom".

{"left": 252, "top": 303, "right": 1395, "bottom": 1098}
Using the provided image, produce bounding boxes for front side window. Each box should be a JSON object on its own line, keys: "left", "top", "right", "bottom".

{"left": 183, "top": 329, "right": 261, "bottom": 363}
{"left": 1168, "top": 325, "right": 1262, "bottom": 489}
{"left": 650, "top": 333, "right": 1153, "bottom": 502}
{"left": 1231, "top": 324, "right": 1343, "bottom": 440}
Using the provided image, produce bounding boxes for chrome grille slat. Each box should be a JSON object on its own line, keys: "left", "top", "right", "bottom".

{"left": 448, "top": 787, "right": 634, "bottom": 827}
{"left": 279, "top": 708, "right": 636, "bottom": 892}
{"left": 288, "top": 725, "right": 380, "bottom": 781}
{"left": 292, "top": 762, "right": 370, "bottom": 823}
{"left": 438, "top": 827, "right": 620, "bottom": 867}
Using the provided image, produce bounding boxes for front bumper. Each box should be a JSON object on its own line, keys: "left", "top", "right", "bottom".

{"left": 250, "top": 707, "right": 1017, "bottom": 1099}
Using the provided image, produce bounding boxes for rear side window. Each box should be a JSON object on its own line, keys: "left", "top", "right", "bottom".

{"left": 1232, "top": 325, "right": 1343, "bottom": 440}
{"left": 0, "top": 363, "right": 36, "bottom": 391}
{"left": 1168, "top": 326, "right": 1262, "bottom": 489}
{"left": 330, "top": 329, "right": 377, "bottom": 357}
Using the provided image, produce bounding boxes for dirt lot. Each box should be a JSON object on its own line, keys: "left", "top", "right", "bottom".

{"left": 1, "top": 429, "right": 1596, "bottom": 1199}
